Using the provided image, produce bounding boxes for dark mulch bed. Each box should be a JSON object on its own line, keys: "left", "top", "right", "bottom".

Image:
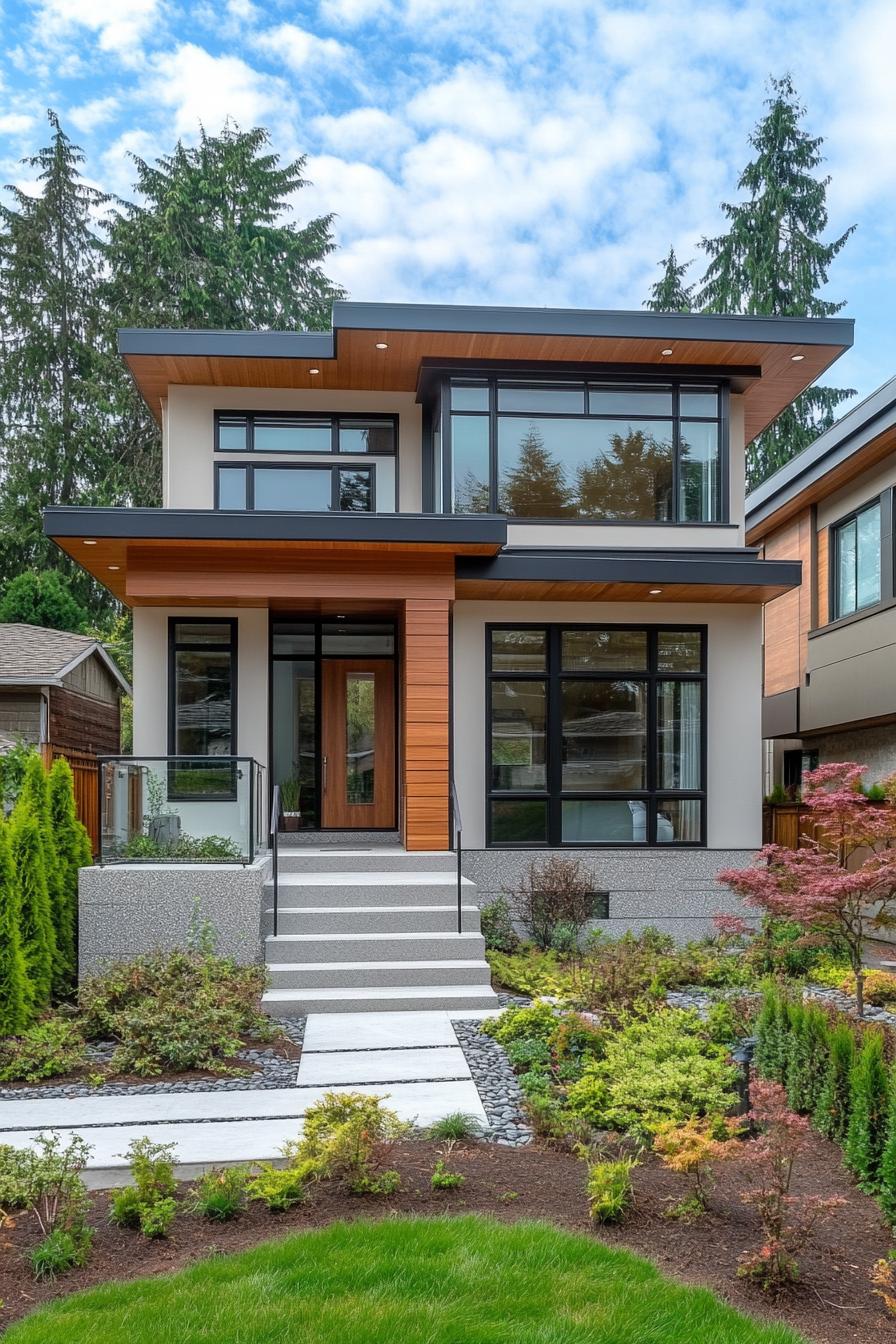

{"left": 1, "top": 1139, "right": 892, "bottom": 1340}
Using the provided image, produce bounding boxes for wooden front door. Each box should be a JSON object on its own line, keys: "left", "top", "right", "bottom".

{"left": 321, "top": 659, "right": 396, "bottom": 829}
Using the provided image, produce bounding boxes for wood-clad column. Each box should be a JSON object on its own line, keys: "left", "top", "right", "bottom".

{"left": 402, "top": 598, "right": 451, "bottom": 851}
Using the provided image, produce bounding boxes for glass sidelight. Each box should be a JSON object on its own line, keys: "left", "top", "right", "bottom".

{"left": 345, "top": 673, "right": 376, "bottom": 805}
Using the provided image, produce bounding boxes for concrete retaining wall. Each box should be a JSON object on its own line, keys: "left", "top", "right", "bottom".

{"left": 78, "top": 858, "right": 270, "bottom": 976}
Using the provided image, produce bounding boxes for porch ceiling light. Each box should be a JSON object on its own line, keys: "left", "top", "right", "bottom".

{"left": 649, "top": 588, "right": 663, "bottom": 595}
{"left": 108, "top": 564, "right": 120, "bottom": 571}
{"left": 83, "top": 539, "right": 97, "bottom": 545}
{"left": 309, "top": 366, "right": 320, "bottom": 374}
{"left": 791, "top": 353, "right": 805, "bottom": 361}
{"left": 660, "top": 348, "right": 673, "bottom": 356}
{"left": 375, "top": 341, "right": 388, "bottom": 349}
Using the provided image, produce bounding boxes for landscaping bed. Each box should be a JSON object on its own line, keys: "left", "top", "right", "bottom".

{"left": 0, "top": 1139, "right": 891, "bottom": 1342}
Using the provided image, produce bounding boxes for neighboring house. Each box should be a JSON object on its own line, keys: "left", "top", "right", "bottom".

{"left": 746, "top": 374, "right": 896, "bottom": 795}
{"left": 43, "top": 301, "right": 852, "bottom": 1010}
{"left": 0, "top": 621, "right": 131, "bottom": 848}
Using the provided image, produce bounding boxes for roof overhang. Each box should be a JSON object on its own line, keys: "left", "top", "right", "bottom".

{"left": 746, "top": 373, "right": 896, "bottom": 540}
{"left": 119, "top": 302, "right": 853, "bottom": 445}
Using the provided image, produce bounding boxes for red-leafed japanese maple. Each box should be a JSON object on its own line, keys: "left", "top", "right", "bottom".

{"left": 720, "top": 763, "right": 896, "bottom": 1017}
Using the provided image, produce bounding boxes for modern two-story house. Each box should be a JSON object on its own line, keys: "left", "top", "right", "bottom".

{"left": 747, "top": 373, "right": 896, "bottom": 796}
{"left": 45, "top": 302, "right": 852, "bottom": 1013}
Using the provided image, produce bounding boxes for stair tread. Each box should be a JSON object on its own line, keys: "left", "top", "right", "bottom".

{"left": 267, "top": 904, "right": 479, "bottom": 915}
{"left": 267, "top": 872, "right": 470, "bottom": 886}
{"left": 262, "top": 985, "right": 498, "bottom": 1002}
{"left": 267, "top": 959, "right": 489, "bottom": 970}
{"left": 267, "top": 930, "right": 482, "bottom": 941}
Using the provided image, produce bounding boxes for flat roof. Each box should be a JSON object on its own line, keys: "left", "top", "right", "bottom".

{"left": 118, "top": 300, "right": 853, "bottom": 445}
{"left": 746, "top": 372, "right": 896, "bottom": 537}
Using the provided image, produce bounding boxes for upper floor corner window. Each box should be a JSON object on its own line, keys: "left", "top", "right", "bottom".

{"left": 833, "top": 498, "right": 881, "bottom": 619}
{"left": 444, "top": 376, "right": 724, "bottom": 524}
{"left": 214, "top": 411, "right": 396, "bottom": 456}
{"left": 216, "top": 463, "right": 374, "bottom": 512}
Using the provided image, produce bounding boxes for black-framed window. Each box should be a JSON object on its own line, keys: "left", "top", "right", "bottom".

{"left": 487, "top": 624, "right": 706, "bottom": 847}
{"left": 168, "top": 620, "right": 237, "bottom": 760}
{"left": 445, "top": 376, "right": 726, "bottom": 523}
{"left": 832, "top": 498, "right": 882, "bottom": 619}
{"left": 215, "top": 463, "right": 374, "bottom": 512}
{"left": 215, "top": 411, "right": 396, "bottom": 455}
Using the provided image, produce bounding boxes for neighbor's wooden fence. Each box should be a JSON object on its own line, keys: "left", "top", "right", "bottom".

{"left": 40, "top": 744, "right": 99, "bottom": 856}
{"left": 762, "top": 802, "right": 827, "bottom": 850}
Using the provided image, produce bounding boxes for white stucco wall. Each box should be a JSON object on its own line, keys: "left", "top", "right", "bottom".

{"left": 452, "top": 599, "right": 762, "bottom": 850}
{"left": 163, "top": 385, "right": 422, "bottom": 513}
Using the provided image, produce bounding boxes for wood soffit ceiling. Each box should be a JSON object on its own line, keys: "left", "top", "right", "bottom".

{"left": 125, "top": 325, "right": 847, "bottom": 444}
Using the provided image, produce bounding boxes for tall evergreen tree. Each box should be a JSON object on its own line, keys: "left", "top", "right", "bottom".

{"left": 9, "top": 801, "right": 55, "bottom": 1011}
{"left": 105, "top": 122, "right": 345, "bottom": 332}
{"left": 499, "top": 427, "right": 574, "bottom": 517}
{"left": 0, "top": 570, "right": 89, "bottom": 632}
{"left": 18, "top": 754, "right": 69, "bottom": 996}
{"left": 696, "top": 76, "right": 855, "bottom": 488}
{"left": 48, "top": 757, "right": 92, "bottom": 982}
{"left": 644, "top": 247, "right": 693, "bottom": 312}
{"left": 0, "top": 818, "right": 30, "bottom": 1034}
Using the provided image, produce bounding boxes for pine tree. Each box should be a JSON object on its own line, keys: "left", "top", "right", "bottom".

{"left": 0, "top": 111, "right": 126, "bottom": 615}
{"left": 105, "top": 121, "right": 345, "bottom": 332}
{"left": 644, "top": 247, "right": 694, "bottom": 312}
{"left": 48, "top": 757, "right": 91, "bottom": 985}
{"left": 0, "top": 818, "right": 30, "bottom": 1034}
{"left": 845, "top": 1031, "right": 889, "bottom": 1192}
{"left": 880, "top": 1064, "right": 896, "bottom": 1225}
{"left": 9, "top": 801, "right": 55, "bottom": 1011}
{"left": 18, "top": 754, "right": 69, "bottom": 995}
{"left": 499, "top": 427, "right": 574, "bottom": 517}
{"left": 813, "top": 1021, "right": 854, "bottom": 1144}
{"left": 696, "top": 77, "right": 855, "bottom": 489}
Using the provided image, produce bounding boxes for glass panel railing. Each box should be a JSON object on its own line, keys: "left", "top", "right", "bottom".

{"left": 98, "top": 757, "right": 258, "bottom": 864}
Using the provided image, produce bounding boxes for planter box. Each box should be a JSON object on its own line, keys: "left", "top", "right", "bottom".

{"left": 282, "top": 812, "right": 301, "bottom": 833}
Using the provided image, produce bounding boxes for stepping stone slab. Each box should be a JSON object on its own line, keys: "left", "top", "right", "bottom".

{"left": 297, "top": 1046, "right": 470, "bottom": 1087}
{"left": 302, "top": 1010, "right": 459, "bottom": 1052}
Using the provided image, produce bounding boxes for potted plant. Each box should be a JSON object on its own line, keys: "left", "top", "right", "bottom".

{"left": 280, "top": 775, "right": 302, "bottom": 832}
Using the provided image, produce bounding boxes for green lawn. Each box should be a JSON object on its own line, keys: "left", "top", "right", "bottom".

{"left": 5, "top": 1215, "right": 805, "bottom": 1344}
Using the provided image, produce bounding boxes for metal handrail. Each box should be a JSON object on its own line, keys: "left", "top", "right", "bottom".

{"left": 449, "top": 778, "right": 463, "bottom": 936}
{"left": 270, "top": 784, "right": 282, "bottom": 938}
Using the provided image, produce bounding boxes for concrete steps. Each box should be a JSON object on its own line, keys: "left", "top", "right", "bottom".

{"left": 262, "top": 847, "right": 498, "bottom": 1015}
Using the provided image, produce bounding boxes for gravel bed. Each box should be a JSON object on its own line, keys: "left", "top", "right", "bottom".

{"left": 451, "top": 1018, "right": 533, "bottom": 1147}
{"left": 804, "top": 984, "right": 896, "bottom": 1027}
{"left": 0, "top": 1018, "right": 306, "bottom": 1101}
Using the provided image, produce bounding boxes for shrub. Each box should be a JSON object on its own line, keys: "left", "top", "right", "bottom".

{"left": 549, "top": 1012, "right": 605, "bottom": 1071}
{"left": 583, "top": 1155, "right": 637, "bottom": 1223}
{"left": 653, "top": 1116, "right": 739, "bottom": 1212}
{"left": 518, "top": 1069, "right": 552, "bottom": 1097}
{"left": 486, "top": 947, "right": 572, "bottom": 999}
{"left": 851, "top": 969, "right": 896, "bottom": 1006}
{"left": 27, "top": 1226, "right": 92, "bottom": 1280}
{"left": 845, "top": 1031, "right": 889, "bottom": 1192}
{"left": 505, "top": 1036, "right": 552, "bottom": 1070}
{"left": 522, "top": 1094, "right": 591, "bottom": 1149}
{"left": 508, "top": 855, "right": 598, "bottom": 951}
{"left": 296, "top": 1092, "right": 410, "bottom": 1195}
{"left": 16, "top": 1132, "right": 92, "bottom": 1261}
{"left": 753, "top": 987, "right": 787, "bottom": 1084}
{"left": 48, "top": 758, "right": 92, "bottom": 985}
{"left": 138, "top": 1197, "right": 177, "bottom": 1239}
{"left": 0, "top": 1016, "right": 87, "bottom": 1083}
{"left": 79, "top": 949, "right": 271, "bottom": 1077}
{"left": 566, "top": 1008, "right": 738, "bottom": 1139}
{"left": 571, "top": 928, "right": 670, "bottom": 1019}
{"left": 110, "top": 1136, "right": 178, "bottom": 1238}
{"left": 880, "top": 1065, "right": 896, "bottom": 1225}
{"left": 247, "top": 1161, "right": 311, "bottom": 1212}
{"left": 0, "top": 1143, "right": 31, "bottom": 1210}
{"left": 17, "top": 754, "right": 69, "bottom": 999}
{"left": 871, "top": 1254, "right": 896, "bottom": 1316}
{"left": 9, "top": 800, "right": 56, "bottom": 1011}
{"left": 480, "top": 1000, "right": 557, "bottom": 1046}
{"left": 0, "top": 818, "right": 30, "bottom": 1034}
{"left": 426, "top": 1112, "right": 482, "bottom": 1142}
{"left": 808, "top": 950, "right": 854, "bottom": 988}
{"left": 788, "top": 1004, "right": 830, "bottom": 1117}
{"left": 733, "top": 1079, "right": 844, "bottom": 1293}
{"left": 430, "top": 1143, "right": 465, "bottom": 1190}
{"left": 812, "top": 1021, "right": 854, "bottom": 1144}
{"left": 189, "top": 1166, "right": 247, "bottom": 1221}
{"left": 479, "top": 896, "right": 518, "bottom": 953}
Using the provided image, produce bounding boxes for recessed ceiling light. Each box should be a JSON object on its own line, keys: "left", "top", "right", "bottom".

{"left": 661, "top": 348, "right": 673, "bottom": 357}
{"left": 83, "top": 539, "right": 97, "bottom": 546}
{"left": 649, "top": 588, "right": 663, "bottom": 595}
{"left": 375, "top": 341, "right": 388, "bottom": 350}
{"left": 791, "top": 353, "right": 805, "bottom": 362}
{"left": 108, "top": 564, "right": 120, "bottom": 571}
{"left": 309, "top": 367, "right": 320, "bottom": 375}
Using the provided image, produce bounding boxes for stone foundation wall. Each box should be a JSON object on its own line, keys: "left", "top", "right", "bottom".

{"left": 462, "top": 848, "right": 758, "bottom": 942}
{"left": 78, "top": 857, "right": 270, "bottom": 975}
{"left": 810, "top": 723, "right": 896, "bottom": 782}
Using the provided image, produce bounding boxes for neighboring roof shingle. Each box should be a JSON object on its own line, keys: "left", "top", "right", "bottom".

{"left": 0, "top": 623, "right": 129, "bottom": 691}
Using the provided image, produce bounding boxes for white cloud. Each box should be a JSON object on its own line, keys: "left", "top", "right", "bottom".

{"left": 313, "top": 107, "right": 412, "bottom": 162}
{"left": 145, "top": 43, "right": 288, "bottom": 138}
{"left": 319, "top": 0, "right": 387, "bottom": 25}
{"left": 69, "top": 96, "right": 119, "bottom": 133}
{"left": 35, "top": 0, "right": 161, "bottom": 58}
{"left": 254, "top": 22, "right": 346, "bottom": 72}
{"left": 0, "top": 112, "right": 36, "bottom": 134}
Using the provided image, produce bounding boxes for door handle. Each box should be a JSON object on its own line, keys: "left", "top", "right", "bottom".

{"left": 322, "top": 755, "right": 328, "bottom": 793}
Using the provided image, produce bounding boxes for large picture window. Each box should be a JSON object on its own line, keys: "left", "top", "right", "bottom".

{"left": 168, "top": 620, "right": 237, "bottom": 759}
{"left": 833, "top": 499, "right": 881, "bottom": 619}
{"left": 487, "top": 624, "right": 706, "bottom": 847}
{"left": 446, "top": 377, "right": 725, "bottom": 523}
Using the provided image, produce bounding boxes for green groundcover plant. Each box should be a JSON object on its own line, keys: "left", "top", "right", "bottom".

{"left": 1, "top": 1216, "right": 807, "bottom": 1344}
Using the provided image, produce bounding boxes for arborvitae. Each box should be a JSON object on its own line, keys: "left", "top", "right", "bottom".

{"left": 644, "top": 247, "right": 694, "bottom": 312}
{"left": 9, "top": 801, "right": 56, "bottom": 1011}
{"left": 802, "top": 1005, "right": 833, "bottom": 1117}
{"left": 880, "top": 1064, "right": 896, "bottom": 1225}
{"left": 19, "top": 754, "right": 69, "bottom": 995}
{"left": 48, "top": 757, "right": 91, "bottom": 985}
{"left": 784, "top": 1000, "right": 809, "bottom": 1109}
{"left": 0, "top": 818, "right": 30, "bottom": 1033}
{"left": 755, "top": 987, "right": 787, "bottom": 1082}
{"left": 844, "top": 1031, "right": 890, "bottom": 1192}
{"left": 813, "top": 1021, "right": 855, "bottom": 1144}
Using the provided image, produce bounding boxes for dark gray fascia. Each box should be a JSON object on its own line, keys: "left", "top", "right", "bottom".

{"left": 746, "top": 372, "right": 896, "bottom": 529}
{"left": 456, "top": 546, "right": 802, "bottom": 590}
{"left": 118, "top": 329, "right": 335, "bottom": 360}
{"left": 43, "top": 506, "right": 508, "bottom": 549}
{"left": 332, "top": 300, "right": 854, "bottom": 350}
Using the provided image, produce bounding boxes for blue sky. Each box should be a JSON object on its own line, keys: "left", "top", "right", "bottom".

{"left": 0, "top": 0, "right": 892, "bottom": 408}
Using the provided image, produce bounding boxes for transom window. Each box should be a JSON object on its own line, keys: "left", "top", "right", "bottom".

{"left": 833, "top": 499, "right": 882, "bottom": 619}
{"left": 446, "top": 377, "right": 724, "bottom": 523}
{"left": 216, "top": 463, "right": 374, "bottom": 512}
{"left": 487, "top": 625, "right": 706, "bottom": 847}
{"left": 215, "top": 412, "right": 396, "bottom": 455}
